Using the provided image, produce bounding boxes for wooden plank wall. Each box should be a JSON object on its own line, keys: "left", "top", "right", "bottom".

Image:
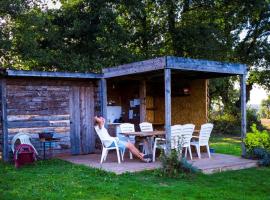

{"left": 154, "top": 79, "right": 208, "bottom": 129}
{"left": 5, "top": 78, "right": 98, "bottom": 158}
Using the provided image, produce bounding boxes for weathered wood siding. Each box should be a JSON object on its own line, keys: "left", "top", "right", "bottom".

{"left": 153, "top": 79, "right": 208, "bottom": 129}
{"left": 0, "top": 81, "right": 2, "bottom": 159}
{"left": 5, "top": 78, "right": 98, "bottom": 158}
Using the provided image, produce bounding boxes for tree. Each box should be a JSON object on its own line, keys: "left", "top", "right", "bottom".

{"left": 260, "top": 96, "right": 270, "bottom": 119}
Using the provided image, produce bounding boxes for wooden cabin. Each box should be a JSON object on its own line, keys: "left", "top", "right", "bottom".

{"left": 0, "top": 56, "right": 247, "bottom": 161}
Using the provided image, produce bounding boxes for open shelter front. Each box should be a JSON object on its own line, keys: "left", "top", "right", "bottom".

{"left": 102, "top": 56, "right": 247, "bottom": 155}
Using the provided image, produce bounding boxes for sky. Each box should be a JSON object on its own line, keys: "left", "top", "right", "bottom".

{"left": 249, "top": 84, "right": 268, "bottom": 105}
{"left": 46, "top": 1, "right": 268, "bottom": 105}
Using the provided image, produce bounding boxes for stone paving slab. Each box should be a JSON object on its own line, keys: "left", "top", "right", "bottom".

{"left": 59, "top": 153, "right": 258, "bottom": 175}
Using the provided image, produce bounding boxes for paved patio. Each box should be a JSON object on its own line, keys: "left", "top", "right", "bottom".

{"left": 59, "top": 152, "right": 258, "bottom": 174}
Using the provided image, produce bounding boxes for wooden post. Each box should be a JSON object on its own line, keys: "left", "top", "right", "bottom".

{"left": 240, "top": 74, "right": 247, "bottom": 157}
{"left": 1, "top": 79, "right": 9, "bottom": 162}
{"left": 164, "top": 68, "right": 172, "bottom": 152}
{"left": 140, "top": 80, "right": 146, "bottom": 122}
{"left": 100, "top": 78, "right": 108, "bottom": 127}
{"left": 69, "top": 86, "right": 81, "bottom": 155}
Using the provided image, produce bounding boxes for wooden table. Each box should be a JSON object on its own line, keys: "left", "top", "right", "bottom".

{"left": 121, "top": 131, "right": 165, "bottom": 137}
{"left": 121, "top": 131, "right": 165, "bottom": 155}
{"left": 121, "top": 130, "right": 200, "bottom": 154}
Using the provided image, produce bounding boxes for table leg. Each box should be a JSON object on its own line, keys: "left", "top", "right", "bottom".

{"left": 143, "top": 137, "right": 154, "bottom": 155}
{"left": 43, "top": 142, "right": 46, "bottom": 160}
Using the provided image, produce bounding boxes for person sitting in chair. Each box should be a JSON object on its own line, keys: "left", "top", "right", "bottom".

{"left": 94, "top": 116, "right": 152, "bottom": 162}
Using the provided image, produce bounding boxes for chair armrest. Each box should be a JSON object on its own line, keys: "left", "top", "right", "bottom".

{"left": 155, "top": 138, "right": 166, "bottom": 141}
{"left": 102, "top": 138, "right": 119, "bottom": 147}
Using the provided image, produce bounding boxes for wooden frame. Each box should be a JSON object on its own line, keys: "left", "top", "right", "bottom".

{"left": 0, "top": 79, "right": 8, "bottom": 162}
{"left": 166, "top": 56, "right": 246, "bottom": 75}
{"left": 6, "top": 69, "right": 102, "bottom": 79}
{"left": 164, "top": 68, "right": 172, "bottom": 152}
{"left": 102, "top": 56, "right": 246, "bottom": 78}
{"left": 99, "top": 78, "right": 108, "bottom": 127}
{"left": 240, "top": 74, "right": 247, "bottom": 157}
{"left": 102, "top": 56, "right": 247, "bottom": 154}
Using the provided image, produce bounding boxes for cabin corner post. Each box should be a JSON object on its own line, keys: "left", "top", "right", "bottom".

{"left": 100, "top": 78, "right": 108, "bottom": 127}
{"left": 240, "top": 74, "right": 247, "bottom": 157}
{"left": 139, "top": 80, "right": 146, "bottom": 123}
{"left": 164, "top": 68, "right": 172, "bottom": 153}
{"left": 1, "top": 79, "right": 9, "bottom": 162}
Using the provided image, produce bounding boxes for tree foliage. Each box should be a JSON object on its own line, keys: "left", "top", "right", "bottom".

{"left": 0, "top": 0, "right": 270, "bottom": 116}
{"left": 260, "top": 96, "right": 270, "bottom": 118}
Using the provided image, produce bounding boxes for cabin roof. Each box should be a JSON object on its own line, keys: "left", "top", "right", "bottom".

{"left": 1, "top": 69, "right": 102, "bottom": 79}
{"left": 0, "top": 56, "right": 246, "bottom": 80}
{"left": 103, "top": 56, "right": 247, "bottom": 78}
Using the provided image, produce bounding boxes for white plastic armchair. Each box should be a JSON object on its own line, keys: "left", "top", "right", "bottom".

{"left": 139, "top": 122, "right": 154, "bottom": 154}
{"left": 94, "top": 126, "right": 122, "bottom": 164}
{"left": 139, "top": 122, "right": 153, "bottom": 132}
{"left": 119, "top": 123, "right": 136, "bottom": 159}
{"left": 191, "top": 123, "right": 213, "bottom": 159}
{"left": 11, "top": 132, "right": 38, "bottom": 155}
{"left": 181, "top": 124, "right": 195, "bottom": 160}
{"left": 152, "top": 125, "right": 182, "bottom": 162}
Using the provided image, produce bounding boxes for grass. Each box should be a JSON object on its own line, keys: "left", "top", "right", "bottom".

{"left": 210, "top": 135, "right": 242, "bottom": 156}
{"left": 1, "top": 135, "right": 270, "bottom": 200}
{"left": 1, "top": 159, "right": 270, "bottom": 200}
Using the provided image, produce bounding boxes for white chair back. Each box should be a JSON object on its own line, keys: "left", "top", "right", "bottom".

{"left": 139, "top": 122, "right": 153, "bottom": 132}
{"left": 94, "top": 126, "right": 110, "bottom": 148}
{"left": 199, "top": 123, "right": 214, "bottom": 145}
{"left": 119, "top": 123, "right": 135, "bottom": 143}
{"left": 119, "top": 123, "right": 135, "bottom": 133}
{"left": 181, "top": 124, "right": 195, "bottom": 147}
{"left": 11, "top": 132, "right": 38, "bottom": 154}
{"left": 170, "top": 125, "right": 182, "bottom": 149}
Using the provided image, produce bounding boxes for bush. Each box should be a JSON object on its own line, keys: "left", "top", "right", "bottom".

{"left": 211, "top": 108, "right": 264, "bottom": 135}
{"left": 156, "top": 149, "right": 198, "bottom": 178}
{"left": 244, "top": 124, "right": 270, "bottom": 154}
{"left": 253, "top": 148, "right": 270, "bottom": 166}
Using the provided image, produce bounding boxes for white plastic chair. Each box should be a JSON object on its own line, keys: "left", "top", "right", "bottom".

{"left": 139, "top": 122, "right": 154, "bottom": 154}
{"left": 94, "top": 126, "right": 122, "bottom": 164}
{"left": 119, "top": 123, "right": 136, "bottom": 159}
{"left": 181, "top": 124, "right": 195, "bottom": 160}
{"left": 139, "top": 122, "right": 153, "bottom": 132}
{"left": 11, "top": 132, "right": 38, "bottom": 155}
{"left": 152, "top": 125, "right": 182, "bottom": 162}
{"left": 191, "top": 123, "right": 214, "bottom": 159}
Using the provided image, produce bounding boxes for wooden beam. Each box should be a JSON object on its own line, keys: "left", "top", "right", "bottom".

{"left": 166, "top": 56, "right": 247, "bottom": 75}
{"left": 103, "top": 57, "right": 166, "bottom": 78}
{"left": 69, "top": 86, "right": 81, "bottom": 155}
{"left": 1, "top": 79, "right": 9, "bottom": 162}
{"left": 240, "top": 74, "right": 247, "bottom": 157}
{"left": 139, "top": 80, "right": 146, "bottom": 122}
{"left": 164, "top": 68, "right": 172, "bottom": 152}
{"left": 100, "top": 78, "right": 108, "bottom": 127}
{"left": 6, "top": 69, "right": 102, "bottom": 79}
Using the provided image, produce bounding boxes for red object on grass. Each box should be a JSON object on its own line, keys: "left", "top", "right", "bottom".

{"left": 14, "top": 144, "right": 37, "bottom": 168}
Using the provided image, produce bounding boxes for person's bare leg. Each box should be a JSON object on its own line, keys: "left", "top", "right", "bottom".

{"left": 126, "top": 142, "right": 144, "bottom": 160}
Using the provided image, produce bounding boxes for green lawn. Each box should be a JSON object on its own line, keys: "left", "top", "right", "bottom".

{"left": 1, "top": 135, "right": 270, "bottom": 200}
{"left": 210, "top": 135, "right": 242, "bottom": 156}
